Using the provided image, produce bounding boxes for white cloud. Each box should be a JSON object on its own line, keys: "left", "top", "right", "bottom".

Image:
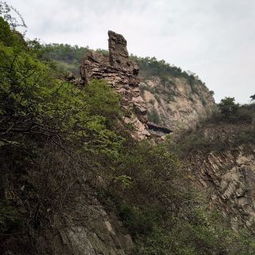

{"left": 8, "top": 0, "right": 255, "bottom": 103}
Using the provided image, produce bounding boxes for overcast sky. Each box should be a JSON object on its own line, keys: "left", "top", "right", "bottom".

{"left": 8, "top": 0, "right": 255, "bottom": 103}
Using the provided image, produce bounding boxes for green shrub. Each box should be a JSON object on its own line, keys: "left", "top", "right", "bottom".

{"left": 147, "top": 108, "right": 160, "bottom": 124}
{"left": 0, "top": 17, "right": 26, "bottom": 48}
{"left": 218, "top": 97, "right": 239, "bottom": 120}
{"left": 118, "top": 204, "right": 154, "bottom": 236}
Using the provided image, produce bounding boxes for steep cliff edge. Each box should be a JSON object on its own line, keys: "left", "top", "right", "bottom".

{"left": 136, "top": 59, "right": 216, "bottom": 133}
{"left": 78, "top": 31, "right": 255, "bottom": 243}
{"left": 35, "top": 184, "right": 134, "bottom": 255}
{"left": 193, "top": 145, "right": 255, "bottom": 231}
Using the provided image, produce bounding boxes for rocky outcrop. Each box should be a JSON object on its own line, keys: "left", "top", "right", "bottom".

{"left": 46, "top": 190, "right": 133, "bottom": 255}
{"left": 80, "top": 31, "right": 216, "bottom": 137}
{"left": 108, "top": 31, "right": 138, "bottom": 75}
{"left": 186, "top": 124, "right": 255, "bottom": 231}
{"left": 191, "top": 147, "right": 255, "bottom": 231}
{"left": 6, "top": 184, "right": 133, "bottom": 255}
{"left": 80, "top": 31, "right": 151, "bottom": 140}
{"left": 140, "top": 75, "right": 216, "bottom": 133}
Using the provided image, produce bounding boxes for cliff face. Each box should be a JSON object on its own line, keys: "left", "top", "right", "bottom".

{"left": 139, "top": 75, "right": 216, "bottom": 133}
{"left": 3, "top": 19, "right": 255, "bottom": 254}
{"left": 195, "top": 147, "right": 255, "bottom": 231}
{"left": 36, "top": 184, "right": 133, "bottom": 255}
{"left": 184, "top": 123, "right": 255, "bottom": 231}
{"left": 80, "top": 31, "right": 215, "bottom": 138}
{"left": 2, "top": 30, "right": 221, "bottom": 255}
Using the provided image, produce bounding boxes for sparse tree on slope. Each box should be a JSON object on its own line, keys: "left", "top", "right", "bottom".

{"left": 218, "top": 97, "right": 239, "bottom": 119}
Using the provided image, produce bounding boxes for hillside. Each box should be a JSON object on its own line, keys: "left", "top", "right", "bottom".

{"left": 40, "top": 44, "right": 216, "bottom": 133}
{"left": 1, "top": 16, "right": 255, "bottom": 255}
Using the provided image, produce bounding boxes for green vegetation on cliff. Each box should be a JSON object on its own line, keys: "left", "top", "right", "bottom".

{"left": 170, "top": 97, "right": 255, "bottom": 158}
{"left": 131, "top": 55, "right": 202, "bottom": 87}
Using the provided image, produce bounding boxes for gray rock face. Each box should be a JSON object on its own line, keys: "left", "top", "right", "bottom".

{"left": 37, "top": 185, "right": 133, "bottom": 255}
{"left": 186, "top": 125, "right": 255, "bottom": 231}
{"left": 140, "top": 76, "right": 216, "bottom": 134}
{"left": 204, "top": 149, "right": 255, "bottom": 231}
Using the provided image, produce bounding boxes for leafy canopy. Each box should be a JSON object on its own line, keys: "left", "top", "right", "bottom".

{"left": 218, "top": 97, "right": 239, "bottom": 119}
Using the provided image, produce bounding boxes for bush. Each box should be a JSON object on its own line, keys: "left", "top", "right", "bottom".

{"left": 209, "top": 98, "right": 254, "bottom": 126}
{"left": 118, "top": 204, "right": 154, "bottom": 236}
{"left": 218, "top": 97, "right": 239, "bottom": 120}
{"left": 147, "top": 108, "right": 160, "bottom": 124}
{"left": 0, "top": 21, "right": 126, "bottom": 252}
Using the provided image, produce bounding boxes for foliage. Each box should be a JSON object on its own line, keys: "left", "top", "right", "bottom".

{"left": 218, "top": 97, "right": 239, "bottom": 119}
{"left": 37, "top": 43, "right": 204, "bottom": 96}
{"left": 235, "top": 103, "right": 255, "bottom": 123}
{"left": 106, "top": 140, "right": 255, "bottom": 255}
{"left": 211, "top": 98, "right": 255, "bottom": 124}
{"left": 84, "top": 79, "right": 121, "bottom": 121}
{"left": 147, "top": 108, "right": 160, "bottom": 124}
{"left": 0, "top": 37, "right": 123, "bottom": 154}
{"left": 0, "top": 21, "right": 124, "bottom": 252}
{"left": 131, "top": 55, "right": 203, "bottom": 91}
{"left": 39, "top": 43, "right": 89, "bottom": 74}
{"left": 250, "top": 94, "right": 255, "bottom": 101}
{"left": 0, "top": 1, "right": 26, "bottom": 29}
{"left": 114, "top": 142, "right": 182, "bottom": 203}
{"left": 0, "top": 17, "right": 26, "bottom": 48}
{"left": 34, "top": 43, "right": 92, "bottom": 76}
{"left": 118, "top": 204, "right": 154, "bottom": 236}
{"left": 170, "top": 124, "right": 255, "bottom": 159}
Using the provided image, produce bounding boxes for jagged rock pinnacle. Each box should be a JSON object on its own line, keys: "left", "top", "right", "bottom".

{"left": 79, "top": 31, "right": 150, "bottom": 140}
{"left": 108, "top": 30, "right": 139, "bottom": 74}
{"left": 108, "top": 30, "right": 128, "bottom": 65}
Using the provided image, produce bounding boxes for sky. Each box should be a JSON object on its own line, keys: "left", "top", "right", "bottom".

{"left": 7, "top": 0, "right": 255, "bottom": 103}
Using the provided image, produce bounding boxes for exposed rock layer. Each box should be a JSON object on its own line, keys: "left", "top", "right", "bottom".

{"left": 108, "top": 31, "right": 138, "bottom": 74}
{"left": 140, "top": 76, "right": 216, "bottom": 133}
{"left": 186, "top": 124, "right": 255, "bottom": 231}
{"left": 43, "top": 186, "right": 133, "bottom": 255}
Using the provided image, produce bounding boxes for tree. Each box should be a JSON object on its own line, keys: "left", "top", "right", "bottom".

{"left": 250, "top": 94, "right": 255, "bottom": 101}
{"left": 0, "top": 1, "right": 26, "bottom": 30}
{"left": 218, "top": 97, "right": 239, "bottom": 119}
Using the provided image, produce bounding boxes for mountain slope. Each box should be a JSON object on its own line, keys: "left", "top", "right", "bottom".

{"left": 1, "top": 18, "right": 255, "bottom": 255}
{"left": 41, "top": 43, "right": 216, "bottom": 135}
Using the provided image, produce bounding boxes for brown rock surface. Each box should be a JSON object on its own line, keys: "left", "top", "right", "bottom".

{"left": 80, "top": 31, "right": 151, "bottom": 140}
{"left": 108, "top": 30, "right": 138, "bottom": 75}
